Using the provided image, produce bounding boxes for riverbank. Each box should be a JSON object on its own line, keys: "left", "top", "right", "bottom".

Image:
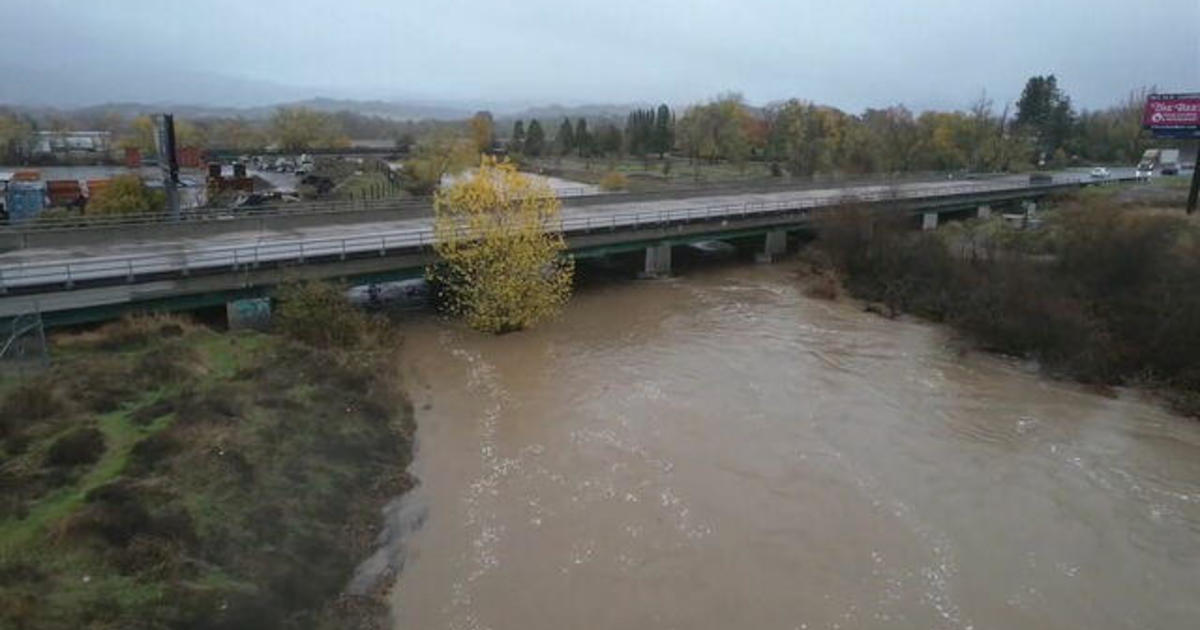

{"left": 0, "top": 305, "right": 414, "bottom": 629}
{"left": 803, "top": 183, "right": 1200, "bottom": 416}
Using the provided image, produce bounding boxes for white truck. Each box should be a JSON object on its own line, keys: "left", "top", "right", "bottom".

{"left": 1160, "top": 149, "right": 1180, "bottom": 175}
{"left": 1138, "top": 148, "right": 1182, "bottom": 177}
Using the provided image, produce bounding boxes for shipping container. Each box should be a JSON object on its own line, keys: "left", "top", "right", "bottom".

{"left": 47, "top": 180, "right": 84, "bottom": 206}
{"left": 5, "top": 181, "right": 46, "bottom": 223}
{"left": 12, "top": 170, "right": 41, "bottom": 182}
{"left": 85, "top": 179, "right": 111, "bottom": 200}
{"left": 178, "top": 146, "right": 204, "bottom": 168}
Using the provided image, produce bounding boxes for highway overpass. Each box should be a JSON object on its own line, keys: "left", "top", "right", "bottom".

{"left": 0, "top": 172, "right": 1134, "bottom": 327}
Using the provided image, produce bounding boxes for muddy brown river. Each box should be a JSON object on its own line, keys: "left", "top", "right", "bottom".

{"left": 390, "top": 263, "right": 1200, "bottom": 629}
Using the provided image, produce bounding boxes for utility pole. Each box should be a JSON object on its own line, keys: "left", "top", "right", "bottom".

{"left": 155, "top": 113, "right": 181, "bottom": 219}
{"left": 1188, "top": 143, "right": 1199, "bottom": 214}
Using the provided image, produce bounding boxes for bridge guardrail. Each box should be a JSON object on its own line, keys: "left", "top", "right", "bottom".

{"left": 0, "top": 186, "right": 609, "bottom": 234}
{"left": 0, "top": 175, "right": 1129, "bottom": 295}
{"left": 0, "top": 197, "right": 436, "bottom": 232}
{"left": 0, "top": 170, "right": 1088, "bottom": 234}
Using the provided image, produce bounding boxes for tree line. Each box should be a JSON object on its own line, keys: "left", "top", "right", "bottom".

{"left": 499, "top": 76, "right": 1165, "bottom": 175}
{"left": 503, "top": 105, "right": 674, "bottom": 159}
{"left": 672, "top": 77, "right": 1160, "bottom": 174}
{"left": 0, "top": 75, "right": 1171, "bottom": 174}
{"left": 0, "top": 106, "right": 438, "bottom": 162}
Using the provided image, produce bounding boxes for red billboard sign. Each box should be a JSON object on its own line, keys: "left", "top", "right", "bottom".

{"left": 1143, "top": 93, "right": 1200, "bottom": 137}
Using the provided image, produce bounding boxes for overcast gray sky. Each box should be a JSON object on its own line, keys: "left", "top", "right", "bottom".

{"left": 2, "top": 0, "right": 1196, "bottom": 112}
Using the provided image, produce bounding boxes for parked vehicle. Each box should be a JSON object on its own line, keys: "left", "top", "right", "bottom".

{"left": 1090, "top": 167, "right": 1110, "bottom": 179}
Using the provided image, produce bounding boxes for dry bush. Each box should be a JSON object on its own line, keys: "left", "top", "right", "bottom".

{"left": 60, "top": 481, "right": 153, "bottom": 547}
{"left": 814, "top": 197, "right": 1200, "bottom": 405}
{"left": 803, "top": 270, "right": 841, "bottom": 301}
{"left": 135, "top": 341, "right": 202, "bottom": 387}
{"left": 44, "top": 427, "right": 106, "bottom": 468}
{"left": 0, "top": 379, "right": 68, "bottom": 432}
{"left": 274, "top": 280, "right": 383, "bottom": 349}
{"left": 599, "top": 170, "right": 629, "bottom": 191}
{"left": 54, "top": 313, "right": 194, "bottom": 353}
{"left": 67, "top": 357, "right": 140, "bottom": 414}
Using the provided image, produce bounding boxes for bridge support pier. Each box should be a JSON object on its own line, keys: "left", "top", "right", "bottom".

{"left": 922, "top": 212, "right": 939, "bottom": 231}
{"left": 755, "top": 229, "right": 788, "bottom": 263}
{"left": 976, "top": 204, "right": 992, "bottom": 220}
{"left": 641, "top": 243, "right": 672, "bottom": 278}
{"left": 226, "top": 297, "right": 271, "bottom": 331}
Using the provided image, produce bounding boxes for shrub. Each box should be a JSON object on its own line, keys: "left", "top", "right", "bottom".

{"left": 54, "top": 313, "right": 193, "bottom": 352}
{"left": 599, "top": 170, "right": 629, "bottom": 191}
{"left": 273, "top": 280, "right": 377, "bottom": 349}
{"left": 135, "top": 341, "right": 199, "bottom": 386}
{"left": 44, "top": 427, "right": 106, "bottom": 468}
{"left": 63, "top": 481, "right": 151, "bottom": 546}
{"left": 814, "top": 198, "right": 1200, "bottom": 409}
{"left": 0, "top": 380, "right": 67, "bottom": 431}
{"left": 69, "top": 357, "right": 139, "bottom": 413}
{"left": 127, "top": 432, "right": 180, "bottom": 474}
{"left": 803, "top": 271, "right": 841, "bottom": 301}
{"left": 86, "top": 174, "right": 165, "bottom": 215}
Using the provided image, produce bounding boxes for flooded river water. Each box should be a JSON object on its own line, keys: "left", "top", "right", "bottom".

{"left": 390, "top": 263, "right": 1200, "bottom": 629}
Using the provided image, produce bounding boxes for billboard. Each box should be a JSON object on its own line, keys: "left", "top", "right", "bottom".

{"left": 1143, "top": 93, "right": 1200, "bottom": 138}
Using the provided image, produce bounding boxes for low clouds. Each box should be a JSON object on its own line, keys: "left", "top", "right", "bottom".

{"left": 3, "top": 0, "right": 1196, "bottom": 111}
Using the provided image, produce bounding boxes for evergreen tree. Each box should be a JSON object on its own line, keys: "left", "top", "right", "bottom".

{"left": 575, "top": 118, "right": 591, "bottom": 158}
{"left": 625, "top": 108, "right": 655, "bottom": 156}
{"left": 652, "top": 104, "right": 674, "bottom": 157}
{"left": 598, "top": 123, "right": 623, "bottom": 155}
{"left": 525, "top": 119, "right": 545, "bottom": 157}
{"left": 557, "top": 117, "right": 575, "bottom": 156}
{"left": 510, "top": 120, "right": 526, "bottom": 154}
{"left": 1014, "top": 75, "right": 1074, "bottom": 161}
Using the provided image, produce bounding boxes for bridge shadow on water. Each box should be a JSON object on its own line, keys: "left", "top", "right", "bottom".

{"left": 354, "top": 233, "right": 821, "bottom": 321}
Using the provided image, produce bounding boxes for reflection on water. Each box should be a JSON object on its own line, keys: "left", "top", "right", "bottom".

{"left": 390, "top": 262, "right": 1200, "bottom": 629}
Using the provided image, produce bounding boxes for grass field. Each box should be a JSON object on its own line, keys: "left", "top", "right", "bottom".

{"left": 0, "top": 313, "right": 413, "bottom": 629}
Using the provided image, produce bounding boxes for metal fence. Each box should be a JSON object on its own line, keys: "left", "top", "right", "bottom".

{"left": 0, "top": 175, "right": 1123, "bottom": 295}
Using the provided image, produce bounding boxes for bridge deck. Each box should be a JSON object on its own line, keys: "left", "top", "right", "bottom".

{"left": 0, "top": 171, "right": 1133, "bottom": 322}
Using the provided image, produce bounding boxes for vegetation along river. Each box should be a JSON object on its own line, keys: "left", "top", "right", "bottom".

{"left": 389, "top": 262, "right": 1200, "bottom": 629}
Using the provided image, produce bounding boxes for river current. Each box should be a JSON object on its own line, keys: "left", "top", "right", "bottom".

{"left": 389, "top": 262, "right": 1200, "bottom": 629}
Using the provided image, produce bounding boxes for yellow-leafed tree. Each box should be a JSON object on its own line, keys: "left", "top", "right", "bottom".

{"left": 430, "top": 157, "right": 574, "bottom": 333}
{"left": 86, "top": 174, "right": 165, "bottom": 215}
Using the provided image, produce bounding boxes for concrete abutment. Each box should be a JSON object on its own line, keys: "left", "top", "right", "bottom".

{"left": 641, "top": 243, "right": 672, "bottom": 278}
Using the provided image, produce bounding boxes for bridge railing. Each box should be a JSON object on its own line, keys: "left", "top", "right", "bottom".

{"left": 0, "top": 186, "right": 617, "bottom": 233}
{"left": 0, "top": 170, "right": 1109, "bottom": 234}
{"left": 0, "top": 196, "right": 436, "bottom": 232}
{"left": 0, "top": 174, "right": 1128, "bottom": 294}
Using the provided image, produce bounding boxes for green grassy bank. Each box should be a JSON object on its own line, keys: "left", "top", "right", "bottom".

{"left": 0, "top": 284, "right": 414, "bottom": 629}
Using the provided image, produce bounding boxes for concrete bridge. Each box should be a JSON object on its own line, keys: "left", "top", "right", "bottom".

{"left": 0, "top": 172, "right": 1133, "bottom": 327}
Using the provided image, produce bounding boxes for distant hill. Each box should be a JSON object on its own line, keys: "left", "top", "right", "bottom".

{"left": 502, "top": 103, "right": 652, "bottom": 124}
{"left": 3, "top": 98, "right": 657, "bottom": 126}
{"left": 277, "top": 98, "right": 473, "bottom": 121}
